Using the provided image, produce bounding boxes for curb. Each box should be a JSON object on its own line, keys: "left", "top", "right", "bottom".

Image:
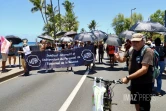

{"left": 0, "top": 70, "right": 24, "bottom": 83}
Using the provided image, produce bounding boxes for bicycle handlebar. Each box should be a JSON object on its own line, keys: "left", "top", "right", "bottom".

{"left": 87, "top": 76, "right": 123, "bottom": 84}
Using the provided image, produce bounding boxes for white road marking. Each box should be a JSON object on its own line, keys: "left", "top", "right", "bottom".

{"left": 58, "top": 70, "right": 89, "bottom": 111}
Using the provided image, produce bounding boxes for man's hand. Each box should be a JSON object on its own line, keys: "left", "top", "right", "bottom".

{"left": 121, "top": 77, "right": 129, "bottom": 84}
{"left": 114, "top": 52, "right": 120, "bottom": 61}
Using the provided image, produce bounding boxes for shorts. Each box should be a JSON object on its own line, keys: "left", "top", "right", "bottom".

{"left": 130, "top": 83, "right": 152, "bottom": 111}
{"left": 109, "top": 54, "right": 114, "bottom": 57}
{"left": 8, "top": 53, "right": 15, "bottom": 56}
{"left": 1, "top": 53, "right": 8, "bottom": 61}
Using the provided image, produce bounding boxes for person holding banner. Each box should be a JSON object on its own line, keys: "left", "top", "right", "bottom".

{"left": 18, "top": 39, "right": 32, "bottom": 76}
{"left": 66, "top": 43, "right": 73, "bottom": 72}
{"left": 40, "top": 39, "right": 49, "bottom": 51}
{"left": 85, "top": 41, "right": 93, "bottom": 70}
{"left": 73, "top": 40, "right": 79, "bottom": 49}
{"left": 79, "top": 41, "right": 84, "bottom": 47}
{"left": 45, "top": 42, "right": 55, "bottom": 73}
{"left": 0, "top": 36, "right": 11, "bottom": 72}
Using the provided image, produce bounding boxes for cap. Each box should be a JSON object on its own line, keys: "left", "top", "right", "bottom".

{"left": 131, "top": 33, "right": 144, "bottom": 42}
{"left": 146, "top": 40, "right": 152, "bottom": 45}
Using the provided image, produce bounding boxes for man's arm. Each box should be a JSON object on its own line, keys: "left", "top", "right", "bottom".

{"left": 127, "top": 63, "right": 149, "bottom": 79}
{"left": 114, "top": 52, "right": 127, "bottom": 63}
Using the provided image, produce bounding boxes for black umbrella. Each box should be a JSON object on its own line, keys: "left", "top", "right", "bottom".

{"left": 105, "top": 35, "right": 122, "bottom": 46}
{"left": 55, "top": 31, "right": 66, "bottom": 36}
{"left": 130, "top": 21, "right": 166, "bottom": 32}
{"left": 5, "top": 35, "right": 22, "bottom": 44}
{"left": 38, "top": 35, "right": 54, "bottom": 41}
{"left": 64, "top": 31, "right": 77, "bottom": 36}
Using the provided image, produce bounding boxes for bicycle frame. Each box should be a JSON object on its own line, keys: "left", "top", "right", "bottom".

{"left": 87, "top": 76, "right": 122, "bottom": 111}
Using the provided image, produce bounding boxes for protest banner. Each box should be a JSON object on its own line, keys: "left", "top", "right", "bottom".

{"left": 25, "top": 46, "right": 94, "bottom": 71}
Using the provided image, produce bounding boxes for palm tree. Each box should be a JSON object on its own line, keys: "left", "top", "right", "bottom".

{"left": 80, "top": 28, "right": 86, "bottom": 33}
{"left": 62, "top": 0, "right": 74, "bottom": 13}
{"left": 62, "top": 0, "right": 79, "bottom": 31}
{"left": 29, "top": 0, "right": 46, "bottom": 24}
{"left": 88, "top": 20, "right": 97, "bottom": 31}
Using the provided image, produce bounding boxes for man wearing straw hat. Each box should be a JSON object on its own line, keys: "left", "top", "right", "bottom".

{"left": 114, "top": 33, "right": 154, "bottom": 111}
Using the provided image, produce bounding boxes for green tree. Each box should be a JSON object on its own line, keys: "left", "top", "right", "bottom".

{"left": 150, "top": 9, "right": 164, "bottom": 25}
{"left": 29, "top": 0, "right": 46, "bottom": 24}
{"left": 88, "top": 20, "right": 98, "bottom": 31}
{"left": 112, "top": 13, "right": 125, "bottom": 35}
{"left": 131, "top": 12, "right": 143, "bottom": 25}
{"left": 112, "top": 13, "right": 143, "bottom": 35}
{"left": 62, "top": 0, "right": 79, "bottom": 31}
{"left": 123, "top": 18, "right": 131, "bottom": 30}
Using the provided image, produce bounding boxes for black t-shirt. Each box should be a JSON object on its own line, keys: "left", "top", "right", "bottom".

{"left": 61, "top": 44, "right": 68, "bottom": 49}
{"left": 129, "top": 48, "right": 153, "bottom": 84}
{"left": 98, "top": 44, "right": 104, "bottom": 53}
{"left": 94, "top": 45, "right": 97, "bottom": 54}
{"left": 45, "top": 46, "right": 55, "bottom": 51}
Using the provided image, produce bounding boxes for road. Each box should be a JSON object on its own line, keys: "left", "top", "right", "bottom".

{"left": 0, "top": 55, "right": 166, "bottom": 111}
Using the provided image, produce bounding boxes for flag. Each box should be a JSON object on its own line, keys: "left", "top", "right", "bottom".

{"left": 0, "top": 36, "right": 11, "bottom": 53}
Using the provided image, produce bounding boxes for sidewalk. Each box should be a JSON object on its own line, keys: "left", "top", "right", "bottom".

{"left": 0, "top": 56, "right": 24, "bottom": 82}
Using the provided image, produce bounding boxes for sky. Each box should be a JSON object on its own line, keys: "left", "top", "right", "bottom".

{"left": 0, "top": 0, "right": 166, "bottom": 42}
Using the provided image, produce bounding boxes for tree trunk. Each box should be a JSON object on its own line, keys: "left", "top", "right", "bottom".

{"left": 58, "top": 0, "right": 61, "bottom": 31}
{"left": 44, "top": 0, "right": 48, "bottom": 25}
{"left": 40, "top": 9, "right": 46, "bottom": 24}
{"left": 50, "top": 0, "right": 56, "bottom": 38}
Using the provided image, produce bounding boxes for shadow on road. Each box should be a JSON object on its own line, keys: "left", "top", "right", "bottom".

{"left": 37, "top": 69, "right": 55, "bottom": 74}
{"left": 74, "top": 69, "right": 97, "bottom": 75}
{"left": 94, "top": 66, "right": 128, "bottom": 71}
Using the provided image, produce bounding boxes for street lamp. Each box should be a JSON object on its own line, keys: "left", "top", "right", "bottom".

{"left": 131, "top": 8, "right": 136, "bottom": 25}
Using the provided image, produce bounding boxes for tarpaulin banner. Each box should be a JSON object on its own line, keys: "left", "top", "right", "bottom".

{"left": 25, "top": 46, "right": 94, "bottom": 71}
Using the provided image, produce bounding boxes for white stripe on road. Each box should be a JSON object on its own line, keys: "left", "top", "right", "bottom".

{"left": 58, "top": 70, "right": 89, "bottom": 111}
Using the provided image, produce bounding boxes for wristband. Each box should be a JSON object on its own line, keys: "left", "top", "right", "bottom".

{"left": 126, "top": 76, "right": 130, "bottom": 81}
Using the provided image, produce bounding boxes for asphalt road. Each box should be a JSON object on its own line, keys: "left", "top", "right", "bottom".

{"left": 0, "top": 54, "right": 166, "bottom": 111}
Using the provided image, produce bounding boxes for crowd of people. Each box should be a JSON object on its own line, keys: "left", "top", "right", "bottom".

{"left": 37, "top": 39, "right": 119, "bottom": 71}
{"left": 1, "top": 33, "right": 166, "bottom": 110}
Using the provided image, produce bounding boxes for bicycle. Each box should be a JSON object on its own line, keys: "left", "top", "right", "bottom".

{"left": 87, "top": 76, "right": 123, "bottom": 111}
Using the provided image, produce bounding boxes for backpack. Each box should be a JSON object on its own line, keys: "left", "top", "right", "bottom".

{"left": 155, "top": 46, "right": 165, "bottom": 59}
{"left": 140, "top": 45, "right": 160, "bottom": 79}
